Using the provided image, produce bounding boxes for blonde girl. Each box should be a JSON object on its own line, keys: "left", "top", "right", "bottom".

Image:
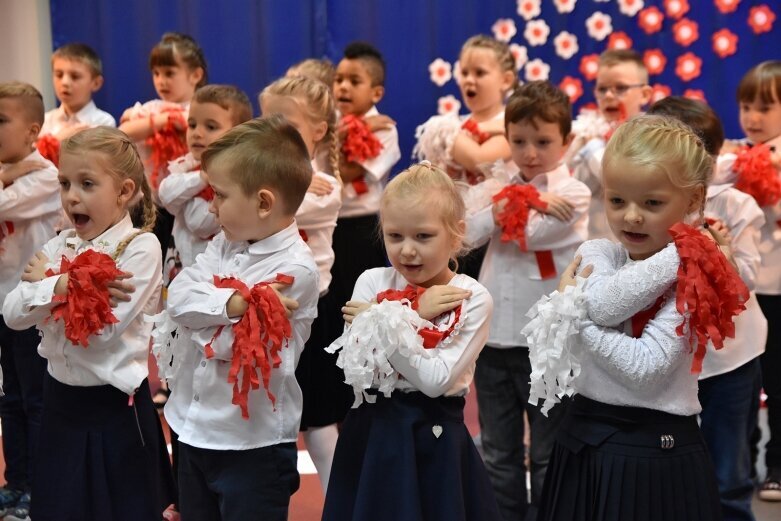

{"left": 323, "top": 163, "right": 501, "bottom": 520}
{"left": 3, "top": 127, "right": 175, "bottom": 520}
{"left": 259, "top": 76, "right": 345, "bottom": 492}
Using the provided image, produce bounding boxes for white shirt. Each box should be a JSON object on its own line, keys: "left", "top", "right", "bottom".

{"left": 338, "top": 106, "right": 400, "bottom": 218}
{"left": 575, "top": 240, "right": 701, "bottom": 415}
{"left": 0, "top": 150, "right": 62, "bottom": 306}
{"left": 466, "top": 163, "right": 590, "bottom": 347}
{"left": 297, "top": 169, "right": 341, "bottom": 294}
{"left": 158, "top": 154, "right": 219, "bottom": 268}
{"left": 164, "top": 224, "right": 319, "bottom": 450}
{"left": 572, "top": 137, "right": 612, "bottom": 240}
{"left": 350, "top": 267, "right": 493, "bottom": 397}
{"left": 2, "top": 214, "right": 162, "bottom": 395}
{"left": 700, "top": 184, "right": 767, "bottom": 379}
{"left": 41, "top": 100, "right": 116, "bottom": 137}
{"left": 715, "top": 134, "right": 781, "bottom": 294}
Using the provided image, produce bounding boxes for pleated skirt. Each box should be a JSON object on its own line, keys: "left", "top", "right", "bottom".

{"left": 537, "top": 395, "right": 722, "bottom": 521}
{"left": 322, "top": 391, "right": 501, "bottom": 521}
{"left": 32, "top": 374, "right": 176, "bottom": 521}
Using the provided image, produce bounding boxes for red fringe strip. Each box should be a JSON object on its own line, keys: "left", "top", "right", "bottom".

{"left": 377, "top": 284, "right": 462, "bottom": 348}
{"left": 733, "top": 144, "right": 781, "bottom": 208}
{"left": 340, "top": 115, "right": 383, "bottom": 163}
{"left": 492, "top": 185, "right": 547, "bottom": 252}
{"left": 146, "top": 111, "right": 188, "bottom": 189}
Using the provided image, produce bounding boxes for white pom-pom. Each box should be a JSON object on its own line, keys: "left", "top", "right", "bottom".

{"left": 571, "top": 110, "right": 610, "bottom": 142}
{"left": 413, "top": 114, "right": 463, "bottom": 168}
{"left": 521, "top": 278, "right": 588, "bottom": 416}
{"left": 146, "top": 311, "right": 184, "bottom": 383}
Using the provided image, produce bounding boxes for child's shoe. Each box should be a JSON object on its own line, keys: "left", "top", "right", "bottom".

{"left": 759, "top": 467, "right": 781, "bottom": 501}
{"left": 0, "top": 487, "right": 23, "bottom": 516}
{"left": 5, "top": 492, "right": 31, "bottom": 521}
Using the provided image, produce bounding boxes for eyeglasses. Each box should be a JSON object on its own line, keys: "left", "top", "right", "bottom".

{"left": 594, "top": 84, "right": 647, "bottom": 97}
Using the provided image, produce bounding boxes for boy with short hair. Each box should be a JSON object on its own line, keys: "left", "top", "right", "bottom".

{"left": 40, "top": 43, "right": 115, "bottom": 142}
{"left": 466, "top": 80, "right": 591, "bottom": 521}
{"left": 163, "top": 114, "right": 320, "bottom": 521}
{"left": 0, "top": 81, "right": 62, "bottom": 521}
{"left": 570, "top": 49, "right": 653, "bottom": 240}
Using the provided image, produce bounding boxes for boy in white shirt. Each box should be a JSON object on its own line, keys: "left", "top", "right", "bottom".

{"left": 163, "top": 115, "right": 319, "bottom": 521}
{"left": 466, "top": 81, "right": 590, "bottom": 521}
{"left": 0, "top": 82, "right": 62, "bottom": 517}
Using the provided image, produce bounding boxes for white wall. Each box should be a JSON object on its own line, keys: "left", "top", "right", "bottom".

{"left": 0, "top": 0, "right": 55, "bottom": 109}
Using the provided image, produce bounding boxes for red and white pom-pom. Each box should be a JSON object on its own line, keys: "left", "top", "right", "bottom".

{"left": 377, "top": 285, "right": 463, "bottom": 349}
{"left": 340, "top": 115, "right": 383, "bottom": 163}
{"left": 47, "top": 250, "right": 123, "bottom": 347}
{"left": 733, "top": 144, "right": 781, "bottom": 208}
{"left": 492, "top": 185, "right": 546, "bottom": 252}
{"left": 669, "top": 223, "right": 749, "bottom": 373}
{"left": 36, "top": 135, "right": 60, "bottom": 166}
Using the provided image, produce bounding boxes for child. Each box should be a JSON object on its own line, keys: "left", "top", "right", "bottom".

{"left": 323, "top": 162, "right": 501, "bottom": 521}
{"left": 37, "top": 43, "right": 115, "bottom": 164}
{"left": 286, "top": 58, "right": 336, "bottom": 88}
{"left": 712, "top": 60, "right": 781, "bottom": 501}
{"left": 570, "top": 49, "right": 653, "bottom": 240}
{"left": 526, "top": 115, "right": 736, "bottom": 520}
{"left": 259, "top": 76, "right": 346, "bottom": 492}
{"left": 158, "top": 84, "right": 252, "bottom": 269}
{"left": 0, "top": 82, "right": 61, "bottom": 520}
{"left": 119, "top": 32, "right": 207, "bottom": 253}
{"left": 162, "top": 115, "right": 320, "bottom": 521}
{"left": 329, "top": 41, "right": 400, "bottom": 355}
{"left": 2, "top": 127, "right": 175, "bottom": 520}
{"left": 465, "top": 81, "right": 590, "bottom": 521}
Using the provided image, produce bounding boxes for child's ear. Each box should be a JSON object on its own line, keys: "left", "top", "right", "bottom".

{"left": 118, "top": 178, "right": 137, "bottom": 206}
{"left": 687, "top": 185, "right": 706, "bottom": 215}
{"left": 639, "top": 84, "right": 654, "bottom": 107}
{"left": 189, "top": 67, "right": 205, "bottom": 87}
{"left": 452, "top": 219, "right": 466, "bottom": 251}
{"left": 371, "top": 85, "right": 385, "bottom": 105}
{"left": 501, "top": 69, "right": 516, "bottom": 93}
{"left": 256, "top": 188, "right": 276, "bottom": 218}
{"left": 313, "top": 120, "right": 328, "bottom": 144}
{"left": 27, "top": 121, "right": 41, "bottom": 145}
{"left": 90, "top": 74, "right": 104, "bottom": 93}
{"left": 563, "top": 132, "right": 575, "bottom": 148}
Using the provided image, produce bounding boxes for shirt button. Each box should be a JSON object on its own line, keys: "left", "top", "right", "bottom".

{"left": 194, "top": 394, "right": 199, "bottom": 402}
{"left": 201, "top": 361, "right": 207, "bottom": 367}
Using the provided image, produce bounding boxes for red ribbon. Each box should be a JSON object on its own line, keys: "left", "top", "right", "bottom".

{"left": 205, "top": 273, "right": 294, "bottom": 419}
{"left": 733, "top": 144, "right": 781, "bottom": 208}
{"left": 299, "top": 229, "right": 309, "bottom": 242}
{"left": 45, "top": 250, "right": 123, "bottom": 347}
{"left": 146, "top": 110, "right": 188, "bottom": 189}
{"left": 0, "top": 221, "right": 14, "bottom": 241}
{"left": 669, "top": 223, "right": 749, "bottom": 373}
{"left": 534, "top": 250, "right": 557, "bottom": 280}
{"left": 492, "top": 185, "right": 547, "bottom": 252}
{"left": 376, "top": 284, "right": 462, "bottom": 348}
{"left": 630, "top": 296, "right": 666, "bottom": 338}
{"left": 36, "top": 135, "right": 60, "bottom": 166}
{"left": 461, "top": 118, "right": 491, "bottom": 145}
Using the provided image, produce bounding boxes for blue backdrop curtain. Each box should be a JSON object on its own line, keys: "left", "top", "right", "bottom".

{"left": 50, "top": 0, "right": 781, "bottom": 174}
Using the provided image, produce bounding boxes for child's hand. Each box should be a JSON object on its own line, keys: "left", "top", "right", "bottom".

{"left": 557, "top": 255, "right": 593, "bottom": 292}
{"left": 417, "top": 285, "right": 472, "bottom": 321}
{"left": 491, "top": 198, "right": 507, "bottom": 225}
{"left": 719, "top": 139, "right": 743, "bottom": 155}
{"left": 478, "top": 118, "right": 506, "bottom": 137}
{"left": 342, "top": 300, "right": 373, "bottom": 323}
{"left": 21, "top": 251, "right": 50, "bottom": 283}
{"left": 704, "top": 221, "right": 737, "bottom": 270}
{"left": 365, "top": 114, "right": 396, "bottom": 132}
{"left": 162, "top": 504, "right": 180, "bottom": 521}
{"left": 107, "top": 272, "right": 135, "bottom": 307}
{"left": 771, "top": 151, "right": 781, "bottom": 171}
{"left": 307, "top": 175, "right": 335, "bottom": 196}
{"left": 269, "top": 282, "right": 299, "bottom": 318}
{"left": 120, "top": 108, "right": 135, "bottom": 124}
{"left": 1, "top": 160, "right": 48, "bottom": 186}
{"left": 536, "top": 193, "right": 574, "bottom": 222}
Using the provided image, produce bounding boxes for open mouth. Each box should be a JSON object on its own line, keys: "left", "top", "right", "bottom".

{"left": 622, "top": 231, "right": 648, "bottom": 243}
{"left": 71, "top": 213, "right": 90, "bottom": 228}
{"left": 402, "top": 264, "right": 423, "bottom": 271}
{"left": 465, "top": 89, "right": 477, "bottom": 98}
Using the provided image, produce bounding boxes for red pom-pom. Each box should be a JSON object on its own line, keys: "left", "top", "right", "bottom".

{"left": 47, "top": 250, "right": 123, "bottom": 347}
{"left": 36, "top": 135, "right": 60, "bottom": 166}
{"left": 733, "top": 144, "right": 781, "bottom": 208}
{"left": 146, "top": 111, "right": 188, "bottom": 189}
{"left": 207, "top": 274, "right": 294, "bottom": 419}
{"left": 492, "top": 185, "right": 547, "bottom": 251}
{"left": 340, "top": 115, "right": 383, "bottom": 163}
{"left": 669, "top": 223, "right": 749, "bottom": 373}
{"left": 461, "top": 118, "right": 491, "bottom": 144}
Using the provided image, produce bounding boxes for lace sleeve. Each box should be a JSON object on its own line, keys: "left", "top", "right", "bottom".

{"left": 580, "top": 240, "right": 679, "bottom": 327}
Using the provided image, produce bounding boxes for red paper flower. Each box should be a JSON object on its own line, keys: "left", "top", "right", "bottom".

{"left": 664, "top": 0, "right": 690, "bottom": 19}
{"left": 673, "top": 18, "right": 699, "bottom": 47}
{"left": 712, "top": 29, "right": 738, "bottom": 58}
{"left": 554, "top": 31, "right": 579, "bottom": 59}
{"left": 517, "top": 0, "right": 541, "bottom": 21}
{"left": 618, "top": 0, "right": 644, "bottom": 17}
{"left": 428, "top": 58, "right": 452, "bottom": 87}
{"left": 748, "top": 5, "right": 776, "bottom": 34}
{"left": 683, "top": 89, "right": 707, "bottom": 102}
{"left": 586, "top": 12, "right": 613, "bottom": 41}
{"left": 675, "top": 52, "right": 702, "bottom": 82}
{"left": 437, "top": 95, "right": 461, "bottom": 115}
{"left": 560, "top": 76, "right": 584, "bottom": 104}
{"left": 525, "top": 59, "right": 551, "bottom": 82}
{"left": 579, "top": 54, "right": 600, "bottom": 81}
{"left": 715, "top": 0, "right": 740, "bottom": 14}
{"left": 638, "top": 6, "right": 665, "bottom": 34}
{"left": 607, "top": 31, "right": 633, "bottom": 50}
{"left": 651, "top": 84, "right": 672, "bottom": 103}
{"left": 643, "top": 49, "right": 667, "bottom": 76}
{"left": 492, "top": 18, "right": 518, "bottom": 42}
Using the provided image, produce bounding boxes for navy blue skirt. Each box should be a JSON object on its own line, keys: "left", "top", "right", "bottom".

{"left": 32, "top": 374, "right": 176, "bottom": 521}
{"left": 538, "top": 395, "right": 722, "bottom": 521}
{"left": 322, "top": 391, "right": 501, "bottom": 521}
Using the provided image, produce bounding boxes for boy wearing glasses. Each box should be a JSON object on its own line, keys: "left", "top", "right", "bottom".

{"left": 569, "top": 49, "right": 652, "bottom": 240}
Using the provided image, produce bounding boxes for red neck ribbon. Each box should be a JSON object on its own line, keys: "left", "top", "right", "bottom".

{"left": 733, "top": 144, "right": 781, "bottom": 208}
{"left": 46, "top": 250, "right": 123, "bottom": 347}
{"left": 205, "top": 273, "right": 294, "bottom": 419}
{"left": 492, "top": 184, "right": 547, "bottom": 252}
{"left": 376, "top": 284, "right": 462, "bottom": 348}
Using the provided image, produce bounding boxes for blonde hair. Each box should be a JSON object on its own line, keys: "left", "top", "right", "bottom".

{"left": 0, "top": 81, "right": 45, "bottom": 125}
{"left": 259, "top": 76, "right": 341, "bottom": 184}
{"left": 381, "top": 162, "right": 468, "bottom": 267}
{"left": 60, "top": 127, "right": 156, "bottom": 259}
{"left": 460, "top": 35, "right": 518, "bottom": 93}
{"left": 286, "top": 58, "right": 335, "bottom": 87}
{"left": 52, "top": 43, "right": 103, "bottom": 77}
{"left": 603, "top": 115, "right": 712, "bottom": 209}
{"left": 201, "top": 115, "right": 313, "bottom": 216}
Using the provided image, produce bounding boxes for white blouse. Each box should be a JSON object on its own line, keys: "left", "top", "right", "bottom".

{"left": 296, "top": 170, "right": 341, "bottom": 294}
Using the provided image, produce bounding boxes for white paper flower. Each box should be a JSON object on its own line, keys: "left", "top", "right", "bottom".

{"left": 428, "top": 58, "right": 452, "bottom": 87}
{"left": 553, "top": 31, "right": 579, "bottom": 59}
{"left": 453, "top": 60, "right": 462, "bottom": 84}
{"left": 517, "top": 0, "right": 542, "bottom": 21}
{"left": 492, "top": 18, "right": 518, "bottom": 42}
{"left": 524, "top": 19, "right": 551, "bottom": 46}
{"left": 553, "top": 0, "right": 577, "bottom": 13}
{"left": 618, "top": 0, "right": 644, "bottom": 17}
{"left": 525, "top": 59, "right": 551, "bottom": 81}
{"left": 510, "top": 43, "right": 529, "bottom": 70}
{"left": 586, "top": 12, "right": 613, "bottom": 41}
{"left": 437, "top": 95, "right": 461, "bottom": 115}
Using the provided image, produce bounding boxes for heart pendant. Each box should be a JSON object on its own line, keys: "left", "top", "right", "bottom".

{"left": 432, "top": 424, "right": 443, "bottom": 438}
